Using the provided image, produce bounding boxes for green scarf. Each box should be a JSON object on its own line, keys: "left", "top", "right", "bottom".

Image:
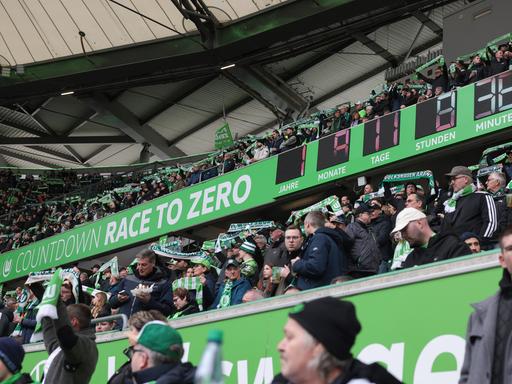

{"left": 217, "top": 281, "right": 233, "bottom": 309}
{"left": 381, "top": 170, "right": 435, "bottom": 195}
{"left": 287, "top": 196, "right": 343, "bottom": 224}
{"left": 444, "top": 184, "right": 476, "bottom": 213}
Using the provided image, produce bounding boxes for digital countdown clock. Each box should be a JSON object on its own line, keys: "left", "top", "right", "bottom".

{"left": 415, "top": 90, "right": 457, "bottom": 139}
{"left": 474, "top": 70, "right": 512, "bottom": 120}
{"left": 317, "top": 128, "right": 350, "bottom": 171}
{"left": 363, "top": 111, "right": 400, "bottom": 156}
{"left": 275, "top": 145, "right": 307, "bottom": 184}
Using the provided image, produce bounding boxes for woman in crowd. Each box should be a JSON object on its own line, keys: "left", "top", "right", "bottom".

{"left": 91, "top": 291, "right": 111, "bottom": 319}
{"left": 257, "top": 263, "right": 278, "bottom": 298}
{"left": 170, "top": 288, "right": 199, "bottom": 319}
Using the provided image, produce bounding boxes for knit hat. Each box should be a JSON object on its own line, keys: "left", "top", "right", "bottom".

{"left": 240, "top": 241, "right": 257, "bottom": 255}
{"left": 191, "top": 253, "right": 213, "bottom": 269}
{"left": 0, "top": 337, "right": 24, "bottom": 373}
{"left": 289, "top": 297, "right": 361, "bottom": 360}
{"left": 225, "top": 259, "right": 240, "bottom": 268}
{"left": 137, "top": 321, "right": 183, "bottom": 359}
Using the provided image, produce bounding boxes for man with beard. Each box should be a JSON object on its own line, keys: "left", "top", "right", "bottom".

{"left": 393, "top": 208, "right": 470, "bottom": 268}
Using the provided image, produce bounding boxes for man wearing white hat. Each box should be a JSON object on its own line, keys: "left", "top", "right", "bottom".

{"left": 392, "top": 208, "right": 470, "bottom": 268}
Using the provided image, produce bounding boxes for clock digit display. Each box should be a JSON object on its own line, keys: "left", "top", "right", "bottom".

{"left": 317, "top": 129, "right": 350, "bottom": 171}
{"left": 363, "top": 111, "right": 400, "bottom": 156}
{"left": 275, "top": 145, "right": 307, "bottom": 184}
{"left": 415, "top": 90, "right": 457, "bottom": 139}
{"left": 474, "top": 71, "right": 512, "bottom": 120}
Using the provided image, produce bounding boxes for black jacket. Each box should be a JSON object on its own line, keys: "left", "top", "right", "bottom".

{"left": 130, "top": 362, "right": 196, "bottom": 384}
{"left": 370, "top": 214, "right": 393, "bottom": 262}
{"left": 403, "top": 232, "right": 471, "bottom": 268}
{"left": 272, "top": 359, "right": 402, "bottom": 384}
{"left": 292, "top": 227, "right": 348, "bottom": 290}
{"left": 441, "top": 191, "right": 498, "bottom": 242}
{"left": 0, "top": 307, "right": 14, "bottom": 337}
{"left": 109, "top": 266, "right": 173, "bottom": 318}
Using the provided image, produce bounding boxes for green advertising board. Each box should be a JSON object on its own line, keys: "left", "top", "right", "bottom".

{"left": 2, "top": 71, "right": 512, "bottom": 282}
{"left": 22, "top": 259, "right": 501, "bottom": 384}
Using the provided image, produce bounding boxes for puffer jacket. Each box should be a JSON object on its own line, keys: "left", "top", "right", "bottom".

{"left": 345, "top": 220, "right": 380, "bottom": 274}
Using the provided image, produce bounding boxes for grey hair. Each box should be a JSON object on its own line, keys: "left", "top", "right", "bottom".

{"left": 489, "top": 172, "right": 506, "bottom": 188}
{"left": 304, "top": 211, "right": 326, "bottom": 229}
{"left": 303, "top": 330, "right": 352, "bottom": 381}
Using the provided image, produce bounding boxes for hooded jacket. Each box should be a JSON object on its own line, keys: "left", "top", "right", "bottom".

{"left": 403, "top": 231, "right": 471, "bottom": 268}
{"left": 292, "top": 227, "right": 348, "bottom": 290}
{"left": 109, "top": 266, "right": 173, "bottom": 318}
{"left": 130, "top": 362, "right": 196, "bottom": 384}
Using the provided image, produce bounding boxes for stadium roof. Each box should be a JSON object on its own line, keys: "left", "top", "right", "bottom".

{"left": 0, "top": 0, "right": 466, "bottom": 169}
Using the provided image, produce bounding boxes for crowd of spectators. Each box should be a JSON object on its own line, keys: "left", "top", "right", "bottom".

{"left": 0, "top": 38, "right": 509, "bottom": 356}
{"left": 0, "top": 40, "right": 510, "bottom": 254}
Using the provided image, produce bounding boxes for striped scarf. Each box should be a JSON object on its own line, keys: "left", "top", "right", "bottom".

{"left": 172, "top": 277, "right": 203, "bottom": 311}
{"left": 217, "top": 281, "right": 233, "bottom": 309}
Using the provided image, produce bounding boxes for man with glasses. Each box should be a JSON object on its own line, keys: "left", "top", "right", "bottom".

{"left": 130, "top": 321, "right": 196, "bottom": 384}
{"left": 393, "top": 208, "right": 470, "bottom": 268}
{"left": 441, "top": 166, "right": 498, "bottom": 246}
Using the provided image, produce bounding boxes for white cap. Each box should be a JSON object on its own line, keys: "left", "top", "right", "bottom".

{"left": 391, "top": 208, "right": 426, "bottom": 234}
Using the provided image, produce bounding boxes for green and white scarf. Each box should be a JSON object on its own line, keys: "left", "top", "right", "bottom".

{"left": 240, "top": 258, "right": 258, "bottom": 279}
{"left": 227, "top": 221, "right": 275, "bottom": 233}
{"left": 91, "top": 256, "right": 119, "bottom": 288}
{"left": 172, "top": 277, "right": 203, "bottom": 311}
{"left": 217, "top": 281, "right": 233, "bottom": 309}
{"left": 444, "top": 184, "right": 476, "bottom": 213}
{"left": 287, "top": 196, "right": 343, "bottom": 224}
{"left": 82, "top": 285, "right": 111, "bottom": 300}
{"left": 390, "top": 240, "right": 412, "bottom": 271}
{"left": 381, "top": 170, "right": 436, "bottom": 195}
{"left": 11, "top": 294, "right": 39, "bottom": 338}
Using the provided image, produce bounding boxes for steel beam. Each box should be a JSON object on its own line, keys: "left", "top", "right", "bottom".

{"left": 0, "top": 147, "right": 60, "bottom": 168}
{"left": 350, "top": 31, "right": 398, "bottom": 66}
{"left": 27, "top": 146, "right": 81, "bottom": 163}
{"left": 0, "top": 135, "right": 134, "bottom": 145}
{"left": 91, "top": 95, "right": 186, "bottom": 159}
{"left": 412, "top": 11, "right": 443, "bottom": 37}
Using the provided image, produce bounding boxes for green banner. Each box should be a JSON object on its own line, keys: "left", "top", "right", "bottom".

{"left": 215, "top": 122, "right": 234, "bottom": 150}
{"left": 1, "top": 71, "right": 512, "bottom": 283}
{"left": 22, "top": 263, "right": 501, "bottom": 383}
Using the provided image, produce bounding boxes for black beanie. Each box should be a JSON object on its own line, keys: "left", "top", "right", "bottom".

{"left": 289, "top": 297, "right": 361, "bottom": 360}
{"left": 0, "top": 337, "right": 24, "bottom": 373}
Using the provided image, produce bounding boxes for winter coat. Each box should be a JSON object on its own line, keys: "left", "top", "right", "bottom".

{"left": 41, "top": 300, "right": 98, "bottom": 384}
{"left": 345, "top": 220, "right": 380, "bottom": 274}
{"left": 370, "top": 214, "right": 393, "bottom": 262}
{"left": 0, "top": 307, "right": 13, "bottom": 337}
{"left": 272, "top": 359, "right": 402, "bottom": 384}
{"left": 292, "top": 227, "right": 348, "bottom": 290}
{"left": 441, "top": 191, "right": 498, "bottom": 242}
{"left": 130, "top": 362, "right": 196, "bottom": 384}
{"left": 459, "top": 288, "right": 512, "bottom": 383}
{"left": 109, "top": 266, "right": 173, "bottom": 318}
{"left": 403, "top": 232, "right": 471, "bottom": 268}
{"left": 210, "top": 278, "right": 252, "bottom": 309}
{"left": 263, "top": 239, "right": 288, "bottom": 267}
